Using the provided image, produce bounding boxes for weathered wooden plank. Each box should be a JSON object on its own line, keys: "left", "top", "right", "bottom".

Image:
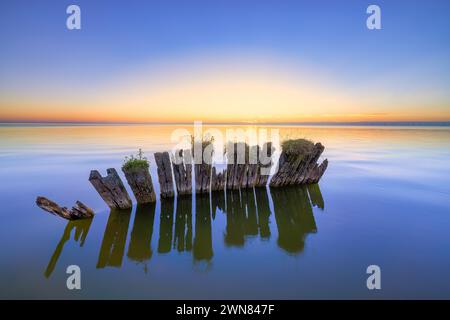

{"left": 155, "top": 152, "right": 175, "bottom": 198}
{"left": 171, "top": 149, "right": 192, "bottom": 195}
{"left": 89, "top": 168, "right": 132, "bottom": 209}
{"left": 122, "top": 166, "right": 156, "bottom": 204}
{"left": 270, "top": 140, "right": 327, "bottom": 187}
{"left": 255, "top": 142, "right": 274, "bottom": 187}
{"left": 36, "top": 196, "right": 94, "bottom": 220}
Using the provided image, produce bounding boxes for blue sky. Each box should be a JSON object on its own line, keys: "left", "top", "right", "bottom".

{"left": 0, "top": 0, "right": 449, "bottom": 122}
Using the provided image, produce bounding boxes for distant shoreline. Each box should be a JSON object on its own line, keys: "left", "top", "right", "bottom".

{"left": 0, "top": 121, "right": 449, "bottom": 127}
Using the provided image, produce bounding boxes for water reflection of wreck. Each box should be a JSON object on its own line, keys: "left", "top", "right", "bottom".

{"left": 96, "top": 208, "right": 132, "bottom": 268}
{"left": 45, "top": 218, "right": 92, "bottom": 278}
{"left": 271, "top": 187, "right": 317, "bottom": 253}
{"left": 45, "top": 183, "right": 325, "bottom": 275}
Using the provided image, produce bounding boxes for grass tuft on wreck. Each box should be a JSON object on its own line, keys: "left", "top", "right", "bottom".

{"left": 281, "top": 138, "right": 315, "bottom": 156}
{"left": 122, "top": 148, "right": 149, "bottom": 171}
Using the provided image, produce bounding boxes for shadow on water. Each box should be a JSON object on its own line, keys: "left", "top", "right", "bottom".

{"left": 45, "top": 184, "right": 325, "bottom": 275}
{"left": 44, "top": 218, "right": 93, "bottom": 278}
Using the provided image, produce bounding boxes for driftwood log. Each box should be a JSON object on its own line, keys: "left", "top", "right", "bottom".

{"left": 171, "top": 149, "right": 192, "bottom": 196}
{"left": 122, "top": 166, "right": 156, "bottom": 204}
{"left": 36, "top": 196, "right": 94, "bottom": 220}
{"left": 89, "top": 168, "right": 132, "bottom": 209}
{"left": 155, "top": 152, "right": 175, "bottom": 198}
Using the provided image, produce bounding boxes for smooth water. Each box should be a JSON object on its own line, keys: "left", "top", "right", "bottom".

{"left": 0, "top": 124, "right": 449, "bottom": 299}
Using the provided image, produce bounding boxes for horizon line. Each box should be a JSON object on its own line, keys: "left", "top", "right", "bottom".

{"left": 0, "top": 120, "right": 449, "bottom": 127}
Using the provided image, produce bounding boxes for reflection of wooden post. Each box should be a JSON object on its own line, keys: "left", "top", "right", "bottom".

{"left": 255, "top": 187, "right": 271, "bottom": 238}
{"left": 270, "top": 187, "right": 317, "bottom": 253}
{"left": 224, "top": 190, "right": 245, "bottom": 246}
{"left": 307, "top": 183, "right": 325, "bottom": 209}
{"left": 243, "top": 189, "right": 258, "bottom": 236}
{"left": 171, "top": 149, "right": 192, "bottom": 195}
{"left": 122, "top": 166, "right": 156, "bottom": 204}
{"left": 174, "top": 196, "right": 192, "bottom": 252}
{"left": 127, "top": 203, "right": 156, "bottom": 263}
{"left": 155, "top": 152, "right": 175, "bottom": 198}
{"left": 97, "top": 209, "right": 132, "bottom": 268}
{"left": 89, "top": 168, "right": 132, "bottom": 209}
{"left": 193, "top": 195, "right": 213, "bottom": 261}
{"left": 158, "top": 198, "right": 175, "bottom": 253}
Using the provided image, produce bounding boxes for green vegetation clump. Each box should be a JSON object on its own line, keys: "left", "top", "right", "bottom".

{"left": 122, "top": 148, "right": 149, "bottom": 171}
{"left": 281, "top": 138, "right": 315, "bottom": 156}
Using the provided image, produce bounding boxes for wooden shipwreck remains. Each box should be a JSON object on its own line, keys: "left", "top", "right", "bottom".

{"left": 36, "top": 196, "right": 94, "bottom": 220}
{"left": 269, "top": 139, "right": 327, "bottom": 187}
{"left": 89, "top": 168, "right": 132, "bottom": 209}
{"left": 38, "top": 139, "right": 328, "bottom": 221}
{"left": 122, "top": 165, "right": 156, "bottom": 204}
{"left": 226, "top": 142, "right": 275, "bottom": 190}
{"left": 154, "top": 152, "right": 175, "bottom": 198}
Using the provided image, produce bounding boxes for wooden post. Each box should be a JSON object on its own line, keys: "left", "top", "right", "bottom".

{"left": 255, "top": 142, "right": 274, "bottom": 188}
{"left": 211, "top": 167, "right": 226, "bottom": 192}
{"left": 154, "top": 152, "right": 175, "bottom": 198}
{"left": 193, "top": 140, "right": 213, "bottom": 194}
{"left": 89, "top": 168, "right": 132, "bottom": 209}
{"left": 122, "top": 166, "right": 156, "bottom": 204}
{"left": 226, "top": 142, "right": 249, "bottom": 190}
{"left": 244, "top": 145, "right": 259, "bottom": 188}
{"left": 171, "top": 149, "right": 192, "bottom": 195}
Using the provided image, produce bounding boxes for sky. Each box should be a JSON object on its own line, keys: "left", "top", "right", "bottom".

{"left": 0, "top": 0, "right": 449, "bottom": 123}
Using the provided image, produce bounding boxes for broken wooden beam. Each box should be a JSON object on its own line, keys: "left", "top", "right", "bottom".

{"left": 89, "top": 168, "right": 132, "bottom": 210}
{"left": 36, "top": 196, "right": 94, "bottom": 220}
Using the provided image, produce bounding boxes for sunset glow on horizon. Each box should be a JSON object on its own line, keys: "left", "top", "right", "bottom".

{"left": 1, "top": 1, "right": 449, "bottom": 123}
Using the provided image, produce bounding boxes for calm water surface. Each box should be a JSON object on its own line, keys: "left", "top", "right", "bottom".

{"left": 0, "top": 124, "right": 449, "bottom": 299}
